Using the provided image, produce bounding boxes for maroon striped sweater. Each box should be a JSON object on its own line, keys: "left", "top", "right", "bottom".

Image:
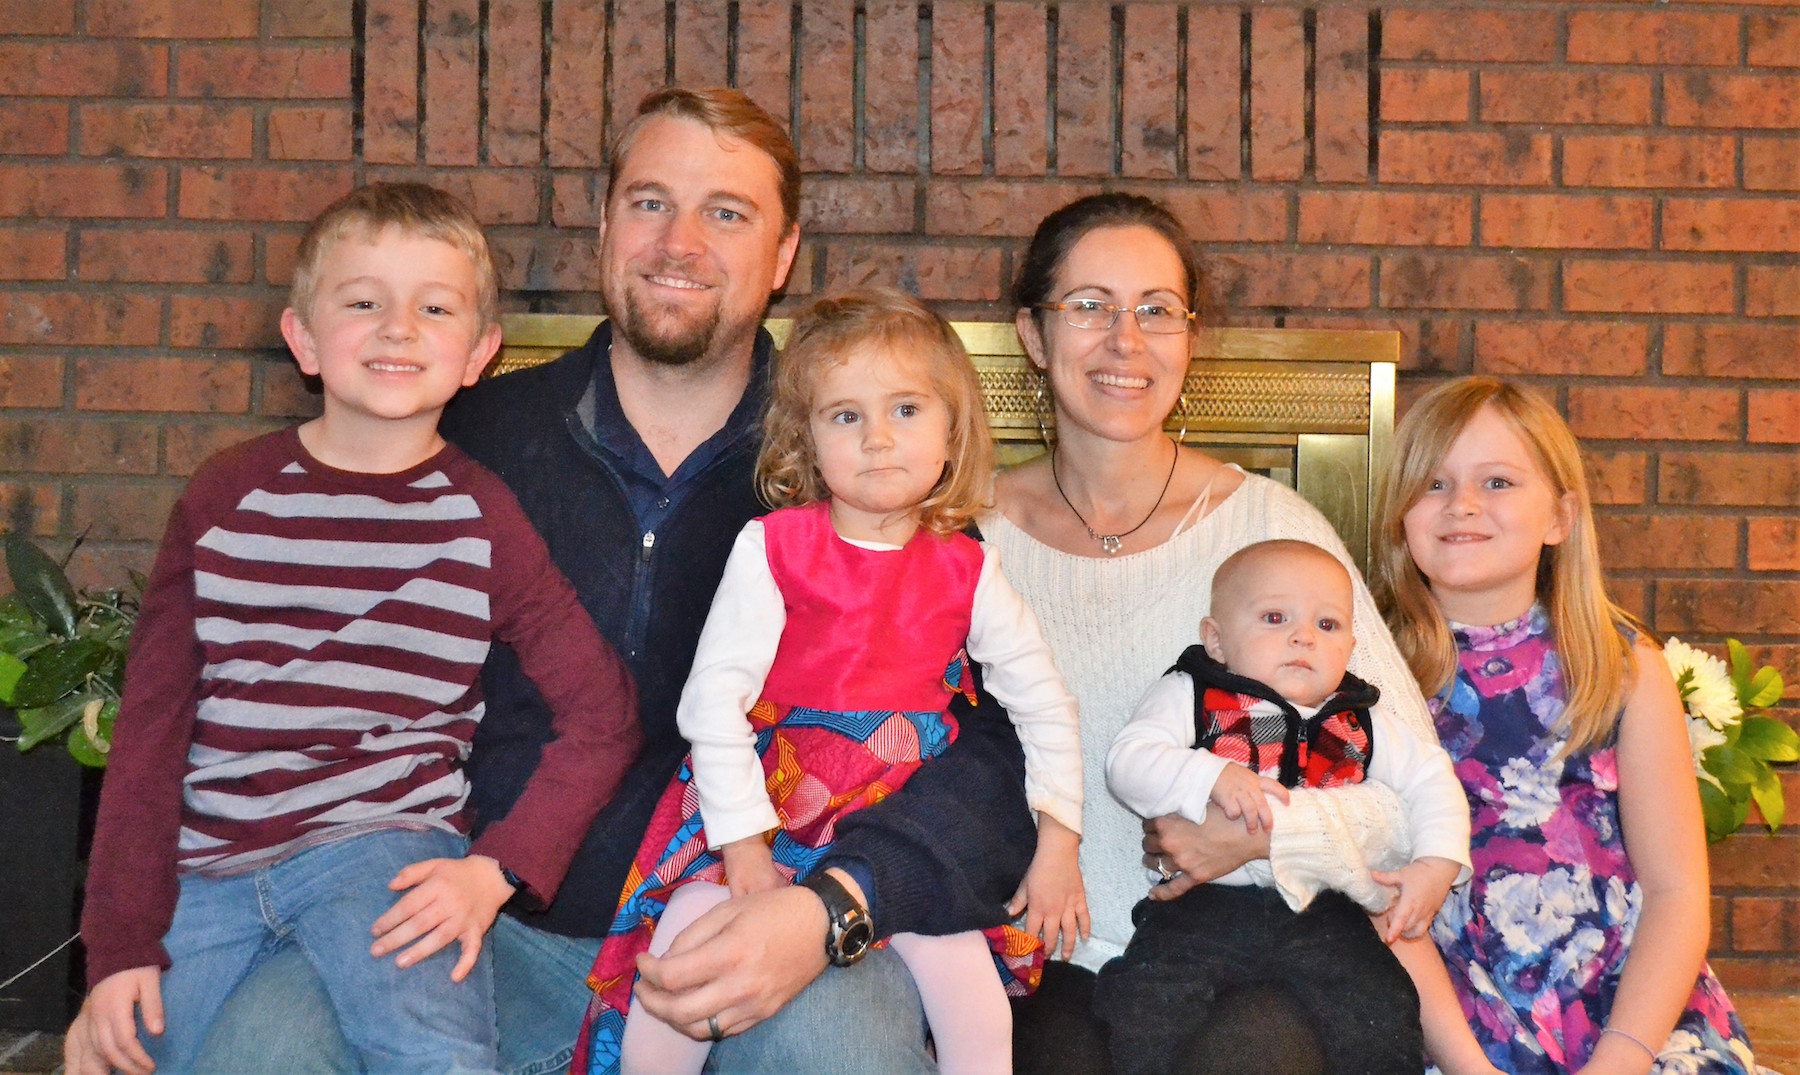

{"left": 82, "top": 427, "right": 640, "bottom": 986}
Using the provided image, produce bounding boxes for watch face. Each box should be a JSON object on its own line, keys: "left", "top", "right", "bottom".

{"left": 840, "top": 918, "right": 875, "bottom": 960}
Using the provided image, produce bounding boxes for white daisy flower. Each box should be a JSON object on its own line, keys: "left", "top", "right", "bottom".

{"left": 1663, "top": 638, "right": 1741, "bottom": 731}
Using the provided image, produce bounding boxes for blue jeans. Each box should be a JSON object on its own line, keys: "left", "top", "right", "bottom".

{"left": 198, "top": 916, "right": 934, "bottom": 1074}
{"left": 151, "top": 828, "right": 496, "bottom": 1075}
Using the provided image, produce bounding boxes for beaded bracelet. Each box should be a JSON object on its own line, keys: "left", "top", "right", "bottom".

{"left": 1601, "top": 1025, "right": 1657, "bottom": 1060}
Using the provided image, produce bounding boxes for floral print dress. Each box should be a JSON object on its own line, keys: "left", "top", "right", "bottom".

{"left": 1428, "top": 607, "right": 1759, "bottom": 1074}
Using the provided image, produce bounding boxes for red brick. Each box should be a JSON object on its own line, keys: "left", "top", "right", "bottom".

{"left": 1585, "top": 451, "right": 1646, "bottom": 506}
{"left": 0, "top": 0, "right": 74, "bottom": 34}
{"left": 1594, "top": 514, "right": 1739, "bottom": 570}
{"left": 80, "top": 103, "right": 253, "bottom": 159}
{"left": 925, "top": 180, "right": 1102, "bottom": 237}
{"left": 364, "top": 167, "right": 539, "bottom": 225}
{"left": 1251, "top": 8, "right": 1305, "bottom": 182}
{"left": 265, "top": 231, "right": 302, "bottom": 286}
{"left": 420, "top": 0, "right": 481, "bottom": 165}
{"left": 931, "top": 1, "right": 985, "bottom": 176}
{"left": 795, "top": 0, "right": 852, "bottom": 172}
{"left": 75, "top": 357, "right": 252, "bottom": 414}
{"left": 0, "top": 292, "right": 160, "bottom": 346}
{"left": 1661, "top": 452, "right": 1800, "bottom": 508}
{"left": 993, "top": 3, "right": 1048, "bottom": 177}
{"left": 485, "top": 0, "right": 544, "bottom": 167}
{"left": 266, "top": 0, "right": 353, "bottom": 38}
{"left": 1561, "top": 135, "right": 1737, "bottom": 190}
{"left": 1480, "top": 71, "right": 1652, "bottom": 126}
{"left": 1475, "top": 322, "right": 1650, "bottom": 378}
{"left": 551, "top": 174, "right": 604, "bottom": 229}
{"left": 1563, "top": 261, "right": 1734, "bottom": 315}
{"left": 489, "top": 235, "right": 597, "bottom": 293}
{"left": 0, "top": 354, "right": 63, "bottom": 408}
{"left": 0, "top": 229, "right": 67, "bottom": 282}
{"left": 0, "top": 481, "right": 60, "bottom": 537}
{"left": 1186, "top": 7, "right": 1240, "bottom": 181}
{"left": 178, "top": 166, "right": 353, "bottom": 222}
{"left": 78, "top": 230, "right": 254, "bottom": 285}
{"left": 1750, "top": 391, "right": 1800, "bottom": 445}
{"left": 1746, "top": 139, "right": 1800, "bottom": 192}
{"left": 169, "top": 295, "right": 284, "bottom": 349}
{"left": 1152, "top": 188, "right": 1289, "bottom": 244}
{"left": 1750, "top": 518, "right": 1800, "bottom": 571}
{"left": 1298, "top": 191, "right": 1470, "bottom": 247}
{"left": 0, "top": 101, "right": 69, "bottom": 155}
{"left": 544, "top": 0, "right": 605, "bottom": 167}
{"left": 862, "top": 0, "right": 919, "bottom": 174}
{"left": 1380, "top": 131, "right": 1552, "bottom": 186}
{"left": 1382, "top": 11, "right": 1557, "bottom": 62}
{"left": 1664, "top": 324, "right": 1800, "bottom": 379}
{"left": 1120, "top": 4, "right": 1179, "bottom": 180}
{"left": 1667, "top": 73, "right": 1800, "bottom": 129}
{"left": 363, "top": 0, "right": 421, "bottom": 164}
{"left": 258, "top": 358, "right": 324, "bottom": 418}
{"left": 1284, "top": 315, "right": 1464, "bottom": 374}
{"left": 1665, "top": 198, "right": 1800, "bottom": 253}
{"left": 1480, "top": 194, "right": 1652, "bottom": 250}
{"left": 86, "top": 0, "right": 258, "bottom": 37}
{"left": 1313, "top": 8, "right": 1368, "bottom": 183}
{"left": 736, "top": 0, "right": 792, "bottom": 130}
{"left": 1213, "top": 252, "right": 1372, "bottom": 309}
{"left": 1749, "top": 14, "right": 1800, "bottom": 67}
{"left": 0, "top": 42, "right": 167, "bottom": 96}
{"left": 1380, "top": 254, "right": 1553, "bottom": 312}
{"left": 1747, "top": 267, "right": 1800, "bottom": 317}
{"left": 268, "top": 107, "right": 354, "bottom": 161}
{"left": 1660, "top": 581, "right": 1800, "bottom": 635}
{"left": 1380, "top": 70, "right": 1469, "bottom": 124}
{"left": 610, "top": 0, "right": 670, "bottom": 149}
{"left": 69, "top": 483, "right": 182, "bottom": 543}
{"left": 671, "top": 0, "right": 728, "bottom": 88}
{"left": 1710, "top": 894, "right": 1731, "bottom": 953}
{"left": 1567, "top": 386, "right": 1738, "bottom": 442}
{"left": 1056, "top": 1, "right": 1112, "bottom": 178}
{"left": 1568, "top": 11, "right": 1740, "bottom": 66}
{"left": 177, "top": 45, "right": 350, "bottom": 99}
{"left": 823, "top": 244, "right": 1003, "bottom": 302}
{"left": 1731, "top": 897, "right": 1799, "bottom": 953}
{"left": 164, "top": 420, "right": 283, "bottom": 476}
{"left": 0, "top": 418, "right": 158, "bottom": 475}
{"left": 801, "top": 178, "right": 914, "bottom": 234}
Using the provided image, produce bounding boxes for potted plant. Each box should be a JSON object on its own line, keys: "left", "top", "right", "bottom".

{"left": 1664, "top": 637, "right": 1797, "bottom": 843}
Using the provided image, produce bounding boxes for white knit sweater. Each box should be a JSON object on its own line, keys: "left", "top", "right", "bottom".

{"left": 987, "top": 470, "right": 1436, "bottom": 971}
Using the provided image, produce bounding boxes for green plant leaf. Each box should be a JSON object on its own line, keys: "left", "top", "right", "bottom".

{"left": 1699, "top": 779, "right": 1738, "bottom": 844}
{"left": 1708, "top": 745, "right": 1760, "bottom": 787}
{"left": 65, "top": 698, "right": 115, "bottom": 768}
{"left": 3, "top": 532, "right": 78, "bottom": 637}
{"left": 9, "top": 636, "right": 110, "bottom": 709}
{"left": 0, "top": 650, "right": 26, "bottom": 703}
{"left": 15, "top": 693, "right": 95, "bottom": 751}
{"left": 1736, "top": 716, "right": 1800, "bottom": 763}
{"left": 1751, "top": 764, "right": 1785, "bottom": 833}
{"left": 1744, "top": 667, "right": 1785, "bottom": 711}
{"left": 1728, "top": 639, "right": 1752, "bottom": 694}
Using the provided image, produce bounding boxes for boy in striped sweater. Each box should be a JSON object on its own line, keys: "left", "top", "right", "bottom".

{"left": 66, "top": 183, "right": 641, "bottom": 1075}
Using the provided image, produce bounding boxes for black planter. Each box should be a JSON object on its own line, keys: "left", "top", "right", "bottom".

{"left": 0, "top": 740, "right": 85, "bottom": 1031}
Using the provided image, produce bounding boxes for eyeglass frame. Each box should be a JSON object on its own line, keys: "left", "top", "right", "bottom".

{"left": 1034, "top": 300, "right": 1197, "bottom": 335}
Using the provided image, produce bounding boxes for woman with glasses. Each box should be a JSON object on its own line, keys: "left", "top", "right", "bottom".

{"left": 987, "top": 193, "right": 1437, "bottom": 1074}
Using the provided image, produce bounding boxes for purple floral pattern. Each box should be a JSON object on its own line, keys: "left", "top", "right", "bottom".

{"left": 1429, "top": 607, "right": 1759, "bottom": 1074}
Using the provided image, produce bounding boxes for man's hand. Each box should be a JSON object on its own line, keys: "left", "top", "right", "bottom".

{"left": 370, "top": 854, "right": 516, "bottom": 981}
{"left": 1207, "top": 763, "right": 1290, "bottom": 833}
{"left": 1004, "top": 816, "right": 1089, "bottom": 959}
{"left": 1141, "top": 803, "right": 1272, "bottom": 901}
{"left": 720, "top": 834, "right": 786, "bottom": 898}
{"left": 1370, "top": 856, "right": 1459, "bottom": 943}
{"left": 633, "top": 877, "right": 838, "bottom": 1041}
{"left": 67, "top": 966, "right": 163, "bottom": 1075}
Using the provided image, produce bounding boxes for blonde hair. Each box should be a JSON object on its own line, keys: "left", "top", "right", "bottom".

{"left": 609, "top": 87, "right": 801, "bottom": 233}
{"left": 289, "top": 182, "right": 498, "bottom": 331}
{"left": 1372, "top": 377, "right": 1638, "bottom": 754}
{"left": 758, "top": 289, "right": 994, "bottom": 536}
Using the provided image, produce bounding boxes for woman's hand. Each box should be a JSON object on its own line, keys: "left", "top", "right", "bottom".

{"left": 1141, "top": 803, "right": 1271, "bottom": 901}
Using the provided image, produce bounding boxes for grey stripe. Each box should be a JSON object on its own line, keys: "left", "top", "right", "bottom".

{"left": 203, "top": 658, "right": 472, "bottom": 706}
{"left": 196, "top": 572, "right": 490, "bottom": 620}
{"left": 194, "top": 697, "right": 483, "bottom": 733}
{"left": 198, "top": 528, "right": 491, "bottom": 569}
{"left": 237, "top": 488, "right": 481, "bottom": 521}
{"left": 184, "top": 754, "right": 449, "bottom": 820}
{"left": 410, "top": 471, "right": 452, "bottom": 489}
{"left": 196, "top": 615, "right": 491, "bottom": 664}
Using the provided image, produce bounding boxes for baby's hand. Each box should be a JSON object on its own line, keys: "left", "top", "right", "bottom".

{"left": 1371, "top": 856, "right": 1460, "bottom": 943}
{"left": 1208, "top": 762, "right": 1290, "bottom": 833}
{"left": 720, "top": 835, "right": 786, "bottom": 897}
{"left": 372, "top": 854, "right": 517, "bottom": 981}
{"left": 69, "top": 966, "right": 163, "bottom": 1075}
{"left": 1005, "top": 815, "right": 1089, "bottom": 960}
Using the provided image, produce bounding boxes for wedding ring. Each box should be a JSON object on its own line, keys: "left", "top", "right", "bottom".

{"left": 1156, "top": 855, "right": 1174, "bottom": 882}
{"left": 707, "top": 1015, "right": 724, "bottom": 1042}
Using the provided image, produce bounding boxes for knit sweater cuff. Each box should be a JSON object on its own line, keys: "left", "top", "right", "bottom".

{"left": 1267, "top": 792, "right": 1413, "bottom": 915}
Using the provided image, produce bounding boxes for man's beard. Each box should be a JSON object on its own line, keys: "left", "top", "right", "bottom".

{"left": 614, "top": 284, "right": 723, "bottom": 367}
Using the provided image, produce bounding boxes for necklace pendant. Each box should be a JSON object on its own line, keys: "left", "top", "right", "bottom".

{"left": 1099, "top": 534, "right": 1124, "bottom": 555}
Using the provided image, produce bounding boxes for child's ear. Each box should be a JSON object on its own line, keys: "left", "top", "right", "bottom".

{"left": 461, "top": 323, "right": 503, "bottom": 386}
{"left": 280, "top": 308, "right": 320, "bottom": 376}
{"left": 1544, "top": 490, "right": 1580, "bottom": 547}
{"left": 1200, "top": 616, "right": 1223, "bottom": 655}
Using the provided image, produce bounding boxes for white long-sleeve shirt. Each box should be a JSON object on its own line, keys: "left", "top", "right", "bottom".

{"left": 677, "top": 518, "right": 1084, "bottom": 850}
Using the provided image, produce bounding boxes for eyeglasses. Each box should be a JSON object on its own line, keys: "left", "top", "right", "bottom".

{"left": 1037, "top": 299, "right": 1195, "bottom": 335}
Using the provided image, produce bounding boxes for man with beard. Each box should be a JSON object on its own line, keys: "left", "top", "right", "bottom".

{"left": 192, "top": 87, "right": 1036, "bottom": 1075}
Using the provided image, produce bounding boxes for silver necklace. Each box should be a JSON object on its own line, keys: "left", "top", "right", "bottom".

{"left": 1051, "top": 439, "right": 1179, "bottom": 555}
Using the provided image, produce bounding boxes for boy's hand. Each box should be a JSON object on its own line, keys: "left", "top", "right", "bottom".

{"left": 371, "top": 854, "right": 516, "bottom": 981}
{"left": 1371, "top": 856, "right": 1459, "bottom": 943}
{"left": 720, "top": 835, "right": 785, "bottom": 897}
{"left": 1005, "top": 816, "right": 1089, "bottom": 960}
{"left": 67, "top": 966, "right": 163, "bottom": 1075}
{"left": 1208, "top": 762, "right": 1290, "bottom": 833}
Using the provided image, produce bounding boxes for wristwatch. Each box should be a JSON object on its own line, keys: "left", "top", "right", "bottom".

{"left": 800, "top": 871, "right": 875, "bottom": 967}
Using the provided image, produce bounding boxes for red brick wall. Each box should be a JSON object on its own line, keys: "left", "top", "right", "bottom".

{"left": 2, "top": 0, "right": 1795, "bottom": 1034}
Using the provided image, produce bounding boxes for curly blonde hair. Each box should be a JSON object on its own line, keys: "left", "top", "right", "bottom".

{"left": 758, "top": 289, "right": 994, "bottom": 536}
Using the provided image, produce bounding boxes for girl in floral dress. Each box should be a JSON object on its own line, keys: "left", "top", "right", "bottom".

{"left": 1372, "top": 377, "right": 1760, "bottom": 1075}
